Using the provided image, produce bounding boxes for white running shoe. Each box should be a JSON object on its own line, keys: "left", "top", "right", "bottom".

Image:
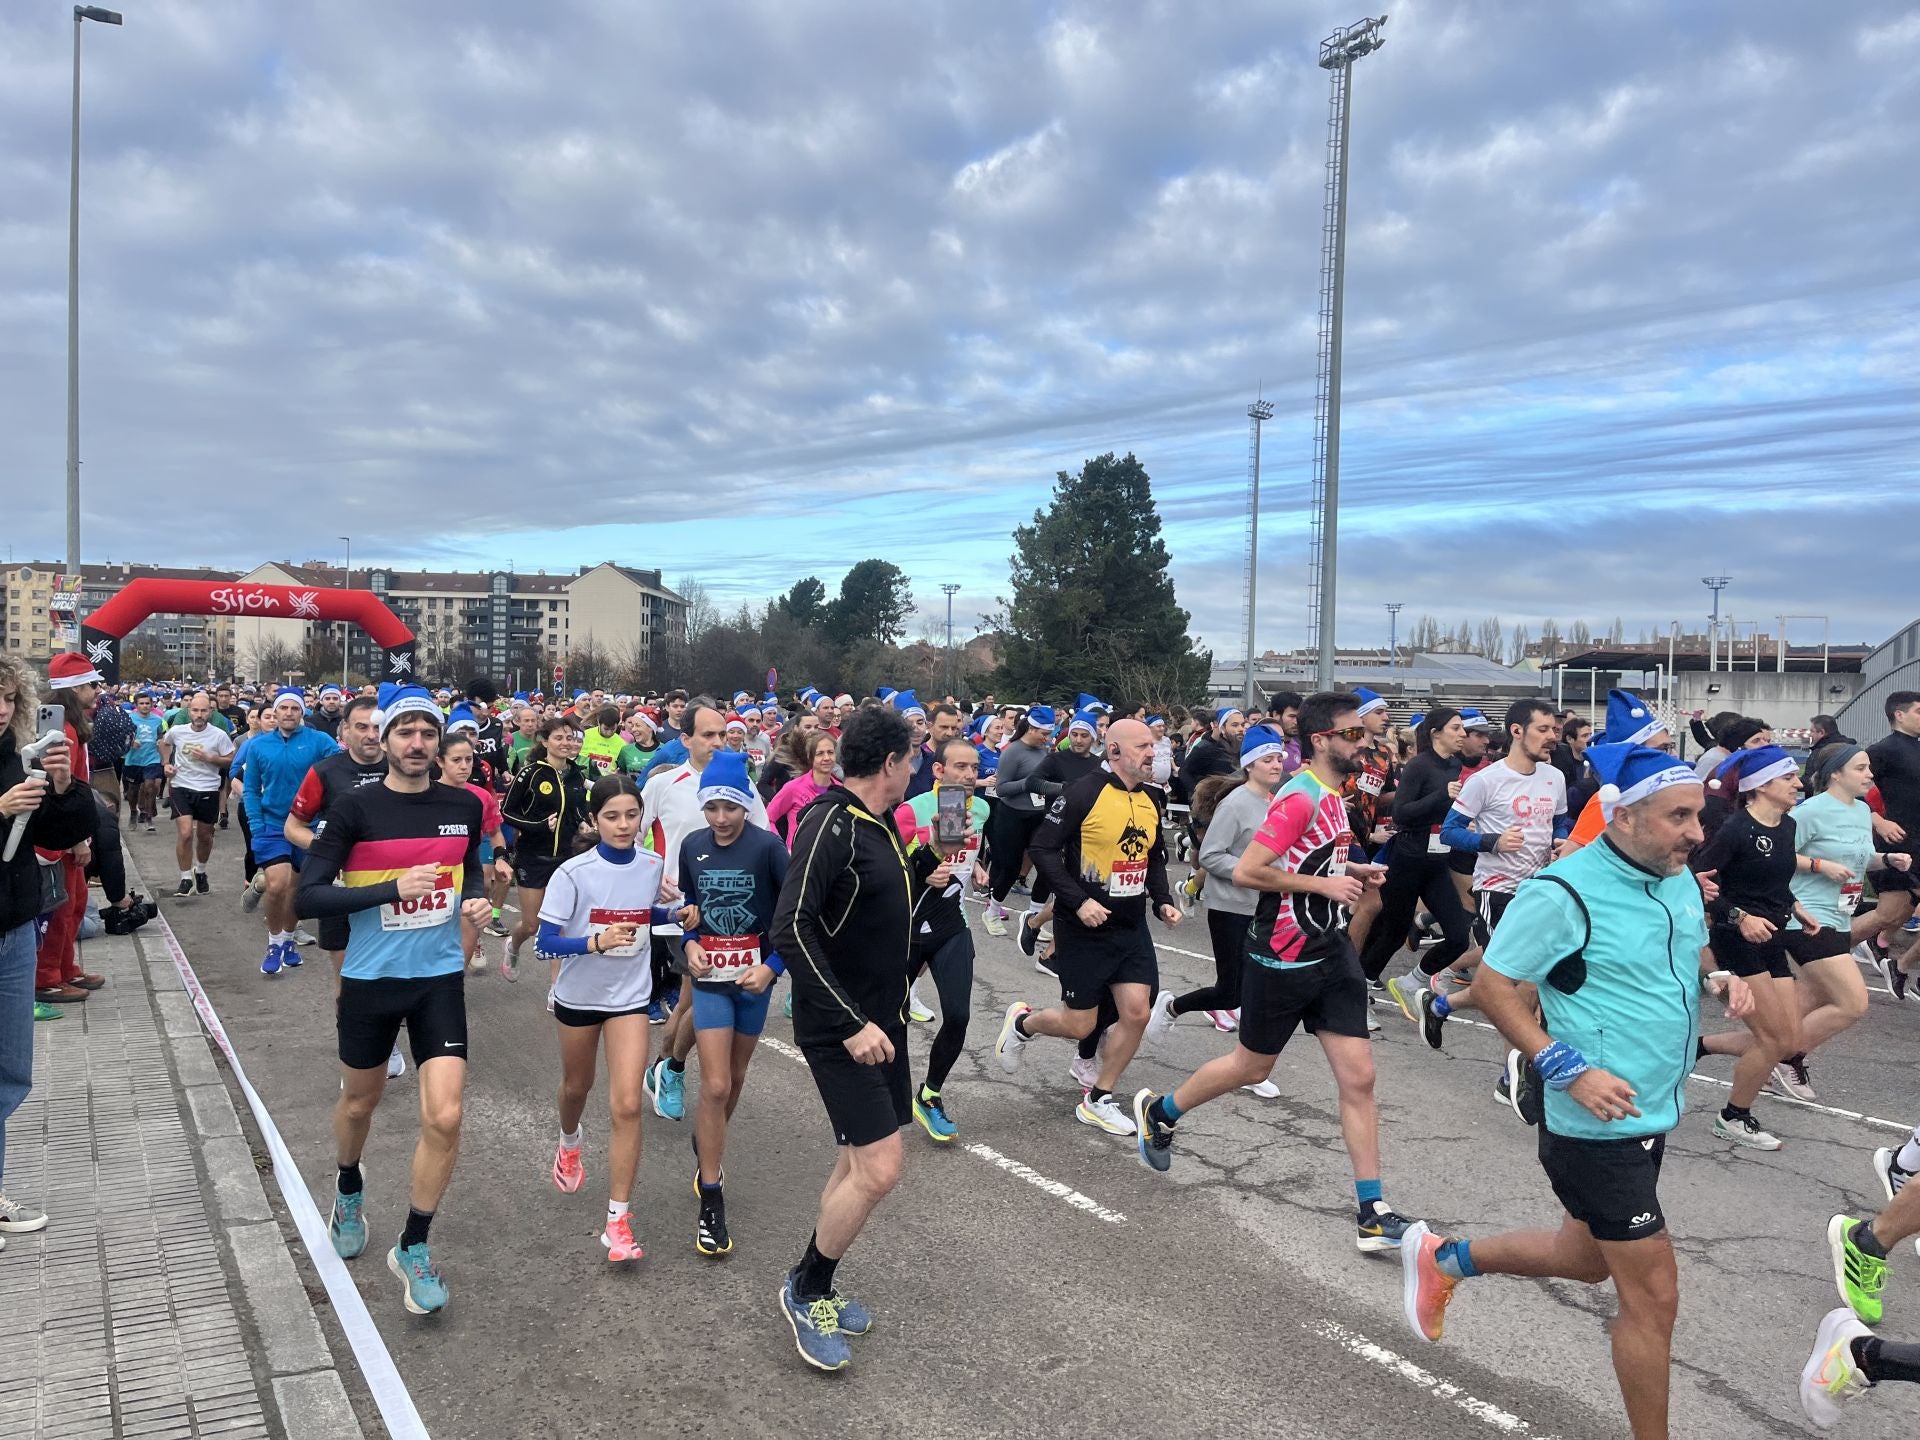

{"left": 1871, "top": 1147, "right": 1920, "bottom": 1256}
{"left": 1799, "top": 1306, "right": 1872, "bottom": 1429}
{"left": 1145, "top": 990, "right": 1177, "bottom": 1043}
{"left": 1770, "top": 1058, "right": 1816, "bottom": 1103}
{"left": 907, "top": 980, "right": 934, "bottom": 1025}
{"left": 983, "top": 907, "right": 1009, "bottom": 938}
{"left": 1714, "top": 1111, "right": 1782, "bottom": 1150}
{"left": 1069, "top": 1053, "right": 1100, "bottom": 1089}
{"left": 1076, "top": 1091, "right": 1136, "bottom": 1136}
{"left": 1241, "top": 1079, "right": 1281, "bottom": 1098}
{"left": 995, "top": 1003, "right": 1032, "bottom": 1073}
{"left": 1366, "top": 1010, "right": 1381, "bottom": 1033}
{"left": 387, "top": 1048, "right": 407, "bottom": 1080}
{"left": 294, "top": 927, "right": 318, "bottom": 946}
{"left": 501, "top": 932, "right": 523, "bottom": 982}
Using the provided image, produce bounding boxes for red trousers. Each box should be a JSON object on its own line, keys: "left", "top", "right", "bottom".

{"left": 35, "top": 856, "right": 87, "bottom": 989}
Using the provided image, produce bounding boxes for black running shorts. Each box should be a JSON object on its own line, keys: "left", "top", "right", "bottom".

{"left": 336, "top": 972, "right": 467, "bottom": 1070}
{"left": 1471, "top": 889, "right": 1515, "bottom": 948}
{"left": 512, "top": 852, "right": 566, "bottom": 891}
{"left": 1709, "top": 923, "right": 1792, "bottom": 980}
{"left": 1053, "top": 922, "right": 1158, "bottom": 1011}
{"left": 168, "top": 787, "right": 220, "bottom": 825}
{"left": 1781, "top": 925, "right": 1851, "bottom": 965}
{"left": 1537, "top": 1127, "right": 1666, "bottom": 1242}
{"left": 802, "top": 1026, "right": 910, "bottom": 1148}
{"left": 1237, "top": 935, "right": 1370, "bottom": 1055}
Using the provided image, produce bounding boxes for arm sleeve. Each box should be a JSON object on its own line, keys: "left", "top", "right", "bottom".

{"left": 1439, "top": 806, "right": 1493, "bottom": 854}
{"left": 772, "top": 803, "right": 867, "bottom": 1043}
{"left": 1197, "top": 789, "right": 1252, "bottom": 883}
{"left": 288, "top": 767, "right": 327, "bottom": 824}
{"left": 1553, "top": 812, "right": 1574, "bottom": 840}
{"left": 534, "top": 865, "right": 590, "bottom": 955}
{"left": 536, "top": 920, "right": 592, "bottom": 956}
{"left": 1146, "top": 806, "right": 1173, "bottom": 910}
{"left": 766, "top": 780, "right": 798, "bottom": 831}
{"left": 294, "top": 804, "right": 399, "bottom": 918}
{"left": 500, "top": 767, "right": 543, "bottom": 829}
{"left": 1689, "top": 818, "right": 1738, "bottom": 921}
{"left": 461, "top": 811, "right": 484, "bottom": 901}
{"left": 243, "top": 744, "right": 266, "bottom": 831}
{"left": 1482, "top": 878, "right": 1587, "bottom": 986}
{"left": 1030, "top": 788, "right": 1093, "bottom": 912}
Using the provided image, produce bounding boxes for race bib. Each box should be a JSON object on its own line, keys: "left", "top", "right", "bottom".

{"left": 1356, "top": 772, "right": 1383, "bottom": 797}
{"left": 383, "top": 875, "right": 455, "bottom": 930}
{"left": 1427, "top": 829, "right": 1450, "bottom": 855}
{"left": 1839, "top": 880, "right": 1864, "bottom": 911}
{"left": 1107, "top": 860, "right": 1147, "bottom": 898}
{"left": 702, "top": 933, "right": 762, "bottom": 979}
{"left": 587, "top": 907, "right": 649, "bottom": 958}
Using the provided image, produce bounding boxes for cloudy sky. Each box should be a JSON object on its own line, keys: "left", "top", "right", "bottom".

{"left": 3, "top": 0, "right": 1915, "bottom": 659}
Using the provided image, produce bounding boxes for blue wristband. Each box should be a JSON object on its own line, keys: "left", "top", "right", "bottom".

{"left": 1533, "top": 1039, "right": 1589, "bottom": 1091}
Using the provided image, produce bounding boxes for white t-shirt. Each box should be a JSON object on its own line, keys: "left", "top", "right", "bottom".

{"left": 640, "top": 760, "right": 770, "bottom": 934}
{"left": 161, "top": 723, "right": 235, "bottom": 792}
{"left": 1453, "top": 758, "right": 1568, "bottom": 893}
{"left": 538, "top": 847, "right": 664, "bottom": 1014}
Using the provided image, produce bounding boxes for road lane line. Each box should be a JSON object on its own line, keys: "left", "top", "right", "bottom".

{"left": 1306, "top": 1319, "right": 1552, "bottom": 1435}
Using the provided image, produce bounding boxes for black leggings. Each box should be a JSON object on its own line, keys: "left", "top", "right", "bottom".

{"left": 987, "top": 806, "right": 1044, "bottom": 904}
{"left": 912, "top": 930, "right": 975, "bottom": 1092}
{"left": 1861, "top": 1336, "right": 1920, "bottom": 1385}
{"left": 236, "top": 805, "right": 257, "bottom": 884}
{"left": 84, "top": 793, "right": 129, "bottom": 904}
{"left": 1171, "top": 906, "right": 1249, "bottom": 1015}
{"left": 1358, "top": 849, "right": 1472, "bottom": 981}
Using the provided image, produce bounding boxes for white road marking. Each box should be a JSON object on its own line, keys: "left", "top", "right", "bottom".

{"left": 756, "top": 1037, "right": 1127, "bottom": 1222}
{"left": 1306, "top": 1319, "right": 1552, "bottom": 1435}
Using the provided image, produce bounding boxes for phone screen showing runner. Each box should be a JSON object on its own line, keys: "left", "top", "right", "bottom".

{"left": 934, "top": 785, "right": 969, "bottom": 849}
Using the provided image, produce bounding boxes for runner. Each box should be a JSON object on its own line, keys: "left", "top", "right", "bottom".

{"left": 1355, "top": 709, "right": 1472, "bottom": 985}
{"left": 284, "top": 694, "right": 389, "bottom": 991}
{"left": 775, "top": 704, "right": 953, "bottom": 1371}
{"left": 981, "top": 705, "right": 1056, "bottom": 939}
{"left": 677, "top": 751, "right": 789, "bottom": 1255}
{"left": 242, "top": 688, "right": 338, "bottom": 977}
{"left": 310, "top": 683, "right": 346, "bottom": 740}
{"left": 1863, "top": 691, "right": 1920, "bottom": 995}
{"left": 1132, "top": 695, "right": 1420, "bottom": 1255}
{"left": 580, "top": 705, "right": 640, "bottom": 780}
{"left": 124, "top": 690, "right": 167, "bottom": 832}
{"left": 158, "top": 691, "right": 235, "bottom": 899}
{"left": 537, "top": 773, "right": 683, "bottom": 1264}
{"left": 501, "top": 716, "right": 590, "bottom": 980}
{"left": 1690, "top": 745, "right": 1819, "bottom": 1150}
{"left": 299, "top": 688, "right": 489, "bottom": 1316}
{"left": 994, "top": 718, "right": 1181, "bottom": 1137}
{"left": 433, "top": 728, "right": 512, "bottom": 974}
{"left": 1828, "top": 1130, "right": 1920, "bottom": 1336}
{"left": 767, "top": 732, "right": 838, "bottom": 845}
{"left": 1343, "top": 687, "right": 1398, "bottom": 956}
{"left": 1397, "top": 741, "right": 1752, "bottom": 1440}
{"left": 1005, "top": 708, "right": 1104, "bottom": 957}
{"left": 892, "top": 736, "right": 990, "bottom": 1141}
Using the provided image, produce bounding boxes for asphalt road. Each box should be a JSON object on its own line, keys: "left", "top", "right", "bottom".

{"left": 130, "top": 821, "right": 1920, "bottom": 1439}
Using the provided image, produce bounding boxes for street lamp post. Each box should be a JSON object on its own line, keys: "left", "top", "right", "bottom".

{"left": 1385, "top": 601, "right": 1403, "bottom": 672}
{"left": 66, "top": 6, "right": 122, "bottom": 651}
{"left": 340, "top": 536, "right": 351, "bottom": 686}
{"left": 941, "top": 583, "right": 961, "bottom": 699}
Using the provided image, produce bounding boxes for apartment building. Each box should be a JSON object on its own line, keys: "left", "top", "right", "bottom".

{"left": 6, "top": 562, "right": 241, "bottom": 671}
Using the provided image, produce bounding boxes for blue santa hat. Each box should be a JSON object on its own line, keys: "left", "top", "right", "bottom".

{"left": 696, "top": 751, "right": 756, "bottom": 811}
{"left": 1408, "top": 712, "right": 1426, "bottom": 730}
{"left": 273, "top": 686, "right": 305, "bottom": 706}
{"left": 446, "top": 703, "right": 480, "bottom": 736}
{"left": 318, "top": 682, "right": 342, "bottom": 699}
{"left": 1240, "top": 724, "right": 1286, "bottom": 766}
{"left": 1066, "top": 708, "right": 1099, "bottom": 738}
{"left": 1587, "top": 741, "right": 1701, "bottom": 821}
{"left": 1025, "top": 704, "right": 1057, "bottom": 730}
{"left": 875, "top": 687, "right": 898, "bottom": 705}
{"left": 1214, "top": 704, "right": 1245, "bottom": 726}
{"left": 731, "top": 691, "right": 753, "bottom": 707}
{"left": 1460, "top": 707, "right": 1492, "bottom": 731}
{"left": 572, "top": 690, "right": 588, "bottom": 702}
{"left": 763, "top": 692, "right": 779, "bottom": 707}
{"left": 1076, "top": 693, "right": 1110, "bottom": 715}
{"left": 1601, "top": 689, "right": 1667, "bottom": 747}
{"left": 966, "top": 713, "right": 989, "bottom": 740}
{"left": 1353, "top": 686, "right": 1387, "bottom": 718}
{"left": 892, "top": 689, "right": 926, "bottom": 719}
{"left": 1708, "top": 744, "right": 1799, "bottom": 796}
{"left": 1146, "top": 714, "right": 1166, "bottom": 729}
{"left": 513, "top": 691, "right": 531, "bottom": 703}
{"left": 378, "top": 685, "right": 445, "bottom": 736}
{"left": 799, "top": 686, "right": 823, "bottom": 706}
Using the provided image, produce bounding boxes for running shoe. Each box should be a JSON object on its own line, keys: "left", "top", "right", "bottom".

{"left": 552, "top": 1141, "right": 585, "bottom": 1194}
{"left": 32, "top": 1003, "right": 61, "bottom": 1022}
{"left": 1365, "top": 1009, "right": 1381, "bottom": 1034}
{"left": 602, "top": 1212, "right": 644, "bottom": 1263}
{"left": 696, "top": 1196, "right": 731, "bottom": 1257}
{"left": 1494, "top": 1067, "right": 1511, "bottom": 1109}
{"left": 1144, "top": 990, "right": 1177, "bottom": 1043}
{"left": 1415, "top": 987, "right": 1447, "bottom": 1051}
{"left": 779, "top": 1274, "right": 851, "bottom": 1371}
{"left": 1429, "top": 966, "right": 1472, "bottom": 999}
{"left": 387, "top": 1242, "right": 448, "bottom": 1314}
{"left": 1132, "top": 1089, "right": 1173, "bottom": 1172}
{"left": 241, "top": 873, "right": 265, "bottom": 913}
{"left": 1399, "top": 1221, "right": 1456, "bottom": 1342}
{"left": 1799, "top": 1307, "right": 1871, "bottom": 1430}
{"left": 280, "top": 941, "right": 303, "bottom": 969}
{"left": 145, "top": 819, "right": 156, "bottom": 834}
{"left": 328, "top": 1188, "right": 366, "bottom": 1260}
{"left": 1714, "top": 1111, "right": 1782, "bottom": 1150}
{"left": 1851, "top": 940, "right": 1877, "bottom": 967}
{"left": 1873, "top": 953, "right": 1909, "bottom": 1002}
{"left": 644, "top": 1060, "right": 686, "bottom": 1121}
{"left": 386, "top": 1047, "right": 407, "bottom": 1080}
{"left": 0, "top": 1193, "right": 48, "bottom": 1233}
{"left": 912, "top": 1088, "right": 957, "bottom": 1143}
{"left": 783, "top": 991, "right": 792, "bottom": 1019}
{"left": 1205, "top": 1008, "right": 1238, "bottom": 1033}
{"left": 1241, "top": 1079, "right": 1281, "bottom": 1098}
{"left": 174, "top": 879, "right": 194, "bottom": 899}
{"left": 983, "top": 906, "right": 1009, "bottom": 938}
{"left": 1357, "top": 1200, "right": 1414, "bottom": 1253}
{"left": 995, "top": 1002, "right": 1032, "bottom": 1073}
{"left": 647, "top": 998, "right": 667, "bottom": 1024}
{"left": 194, "top": 872, "right": 210, "bottom": 895}
{"left": 483, "top": 916, "right": 511, "bottom": 938}
{"left": 1384, "top": 974, "right": 1418, "bottom": 1022}
{"left": 1076, "top": 1091, "right": 1136, "bottom": 1136}
{"left": 1010, "top": 879, "right": 1030, "bottom": 897}
{"left": 1068, "top": 1052, "right": 1100, "bottom": 1090}
{"left": 1016, "top": 911, "right": 1042, "bottom": 959}
{"left": 1033, "top": 946, "right": 1057, "bottom": 978}
{"left": 1827, "top": 1216, "right": 1887, "bottom": 1325}
{"left": 259, "top": 944, "right": 283, "bottom": 977}
{"left": 1772, "top": 1056, "right": 1816, "bottom": 1103}
{"left": 501, "top": 934, "right": 522, "bottom": 983}
{"left": 830, "top": 1289, "right": 873, "bottom": 1336}
{"left": 1870, "top": 1148, "right": 1920, "bottom": 1256}
{"left": 294, "top": 927, "right": 317, "bottom": 946}
{"left": 907, "top": 982, "right": 934, "bottom": 1025}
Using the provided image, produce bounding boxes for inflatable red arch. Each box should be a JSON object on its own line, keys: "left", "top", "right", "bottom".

{"left": 80, "top": 578, "right": 417, "bottom": 685}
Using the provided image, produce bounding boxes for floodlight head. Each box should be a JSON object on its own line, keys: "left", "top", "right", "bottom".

{"left": 1319, "top": 14, "right": 1387, "bottom": 69}
{"left": 1248, "top": 400, "right": 1275, "bottom": 422}
{"left": 75, "top": 6, "right": 123, "bottom": 23}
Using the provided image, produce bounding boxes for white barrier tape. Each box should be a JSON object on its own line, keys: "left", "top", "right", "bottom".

{"left": 149, "top": 913, "right": 430, "bottom": 1440}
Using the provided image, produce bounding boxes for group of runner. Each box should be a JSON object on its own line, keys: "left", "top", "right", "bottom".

{"left": 21, "top": 663, "right": 1920, "bottom": 1431}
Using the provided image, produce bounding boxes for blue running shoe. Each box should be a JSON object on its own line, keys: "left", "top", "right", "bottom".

{"left": 912, "top": 1087, "right": 957, "bottom": 1143}
{"left": 779, "top": 1274, "right": 850, "bottom": 1370}
{"left": 260, "top": 944, "right": 282, "bottom": 977}
{"left": 831, "top": 1290, "right": 873, "bottom": 1336}
{"left": 279, "top": 940, "right": 303, "bottom": 969}
{"left": 645, "top": 1059, "right": 686, "bottom": 1121}
{"left": 387, "top": 1242, "right": 448, "bottom": 1315}
{"left": 329, "top": 1189, "right": 366, "bottom": 1259}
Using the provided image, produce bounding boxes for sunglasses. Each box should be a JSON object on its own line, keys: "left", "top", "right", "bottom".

{"left": 1316, "top": 725, "right": 1368, "bottom": 743}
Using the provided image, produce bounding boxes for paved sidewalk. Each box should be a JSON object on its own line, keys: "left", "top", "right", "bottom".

{"left": 0, "top": 904, "right": 366, "bottom": 1440}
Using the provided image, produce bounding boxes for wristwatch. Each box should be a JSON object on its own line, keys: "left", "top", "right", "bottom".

{"left": 1726, "top": 906, "right": 1746, "bottom": 923}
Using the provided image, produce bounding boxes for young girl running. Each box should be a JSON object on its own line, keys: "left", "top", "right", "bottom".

{"left": 502, "top": 717, "right": 589, "bottom": 980}
{"left": 537, "top": 775, "right": 679, "bottom": 1263}
{"left": 434, "top": 730, "right": 511, "bottom": 972}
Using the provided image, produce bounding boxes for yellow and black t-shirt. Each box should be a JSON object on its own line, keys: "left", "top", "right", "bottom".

{"left": 1030, "top": 768, "right": 1173, "bottom": 938}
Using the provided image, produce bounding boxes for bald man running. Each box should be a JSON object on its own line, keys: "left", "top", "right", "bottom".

{"left": 995, "top": 718, "right": 1183, "bottom": 1136}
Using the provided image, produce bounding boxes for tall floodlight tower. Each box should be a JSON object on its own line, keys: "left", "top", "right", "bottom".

{"left": 1307, "top": 14, "right": 1387, "bottom": 691}
{"left": 1702, "top": 575, "right": 1731, "bottom": 672}
{"left": 1243, "top": 398, "right": 1275, "bottom": 712}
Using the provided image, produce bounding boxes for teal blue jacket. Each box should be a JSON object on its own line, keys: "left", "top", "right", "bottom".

{"left": 1484, "top": 836, "right": 1709, "bottom": 1141}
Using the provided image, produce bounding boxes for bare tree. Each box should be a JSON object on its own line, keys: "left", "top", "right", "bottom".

{"left": 1452, "top": 620, "right": 1474, "bottom": 654}
{"left": 1476, "top": 615, "right": 1505, "bottom": 659}
{"left": 1569, "top": 620, "right": 1592, "bottom": 646}
{"left": 1606, "top": 616, "right": 1625, "bottom": 645}
{"left": 1539, "top": 620, "right": 1563, "bottom": 664}
{"left": 246, "top": 637, "right": 301, "bottom": 686}
{"left": 1507, "top": 623, "right": 1532, "bottom": 666}
{"left": 1408, "top": 614, "right": 1443, "bottom": 653}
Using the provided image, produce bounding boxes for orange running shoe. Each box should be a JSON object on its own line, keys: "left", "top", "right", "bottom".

{"left": 552, "top": 1142, "right": 584, "bottom": 1194}
{"left": 602, "top": 1213, "right": 644, "bottom": 1263}
{"left": 1400, "top": 1221, "right": 1458, "bottom": 1342}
